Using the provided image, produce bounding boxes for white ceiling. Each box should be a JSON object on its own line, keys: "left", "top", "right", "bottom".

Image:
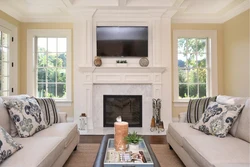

{"left": 0, "top": 0, "right": 249, "bottom": 23}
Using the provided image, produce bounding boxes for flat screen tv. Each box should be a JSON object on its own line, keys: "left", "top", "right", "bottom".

{"left": 96, "top": 26, "right": 148, "bottom": 57}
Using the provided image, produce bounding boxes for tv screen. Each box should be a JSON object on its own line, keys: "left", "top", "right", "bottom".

{"left": 97, "top": 26, "right": 148, "bottom": 57}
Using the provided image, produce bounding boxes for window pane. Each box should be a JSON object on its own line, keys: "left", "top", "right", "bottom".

{"left": 48, "top": 38, "right": 57, "bottom": 52}
{"left": 187, "top": 53, "right": 197, "bottom": 68}
{"left": 48, "top": 84, "right": 56, "bottom": 97}
{"left": 0, "top": 91, "right": 8, "bottom": 96}
{"left": 2, "top": 47, "right": 8, "bottom": 61}
{"left": 57, "top": 84, "right": 66, "bottom": 98}
{"left": 37, "top": 68, "right": 46, "bottom": 82}
{"left": 58, "top": 38, "right": 66, "bottom": 52}
{"left": 188, "top": 69, "right": 198, "bottom": 83}
{"left": 57, "top": 53, "right": 66, "bottom": 67}
{"left": 37, "top": 38, "right": 47, "bottom": 52}
{"left": 179, "top": 69, "right": 187, "bottom": 83}
{"left": 47, "top": 69, "right": 56, "bottom": 82}
{"left": 37, "top": 83, "right": 46, "bottom": 97}
{"left": 37, "top": 53, "right": 47, "bottom": 67}
{"left": 197, "top": 39, "right": 207, "bottom": 53}
{"left": 48, "top": 53, "right": 57, "bottom": 67}
{"left": 199, "top": 84, "right": 206, "bottom": 98}
{"left": 186, "top": 38, "right": 196, "bottom": 53}
{"left": 198, "top": 54, "right": 206, "bottom": 68}
{"left": 198, "top": 68, "right": 206, "bottom": 83}
{"left": 0, "top": 31, "right": 2, "bottom": 46}
{"left": 57, "top": 68, "right": 66, "bottom": 82}
{"left": 178, "top": 54, "right": 186, "bottom": 68}
{"left": 0, "top": 62, "right": 9, "bottom": 76}
{"left": 2, "top": 33, "right": 8, "bottom": 47}
{"left": 1, "top": 76, "right": 9, "bottom": 91}
{"left": 178, "top": 38, "right": 186, "bottom": 53}
{"left": 179, "top": 84, "right": 187, "bottom": 98}
{"left": 189, "top": 84, "right": 198, "bottom": 98}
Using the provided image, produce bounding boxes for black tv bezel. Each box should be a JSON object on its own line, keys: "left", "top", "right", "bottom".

{"left": 96, "top": 26, "right": 148, "bottom": 58}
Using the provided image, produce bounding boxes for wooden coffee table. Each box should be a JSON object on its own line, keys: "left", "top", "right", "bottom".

{"left": 93, "top": 134, "right": 160, "bottom": 167}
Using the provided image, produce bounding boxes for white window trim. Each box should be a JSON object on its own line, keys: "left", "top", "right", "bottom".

{"left": 0, "top": 18, "right": 18, "bottom": 95}
{"left": 173, "top": 30, "right": 218, "bottom": 104}
{"left": 27, "top": 29, "right": 72, "bottom": 104}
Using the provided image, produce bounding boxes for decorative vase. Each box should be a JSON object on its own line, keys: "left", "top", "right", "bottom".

{"left": 128, "top": 143, "right": 139, "bottom": 152}
{"left": 94, "top": 56, "right": 102, "bottom": 67}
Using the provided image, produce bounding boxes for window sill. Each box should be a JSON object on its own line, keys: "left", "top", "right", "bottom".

{"left": 173, "top": 101, "right": 189, "bottom": 107}
{"left": 55, "top": 100, "right": 72, "bottom": 107}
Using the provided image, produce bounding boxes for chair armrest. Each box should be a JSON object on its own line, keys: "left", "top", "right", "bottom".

{"left": 58, "top": 112, "right": 67, "bottom": 123}
{"left": 178, "top": 112, "right": 187, "bottom": 122}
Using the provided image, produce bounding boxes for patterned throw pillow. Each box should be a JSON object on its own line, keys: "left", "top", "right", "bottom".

{"left": 3, "top": 98, "right": 48, "bottom": 138}
{"left": 0, "top": 126, "right": 22, "bottom": 163}
{"left": 187, "top": 96, "right": 217, "bottom": 123}
{"left": 34, "top": 98, "right": 59, "bottom": 126}
{"left": 192, "top": 102, "right": 245, "bottom": 138}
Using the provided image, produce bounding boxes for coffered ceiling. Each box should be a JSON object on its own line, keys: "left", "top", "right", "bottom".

{"left": 0, "top": 0, "right": 249, "bottom": 23}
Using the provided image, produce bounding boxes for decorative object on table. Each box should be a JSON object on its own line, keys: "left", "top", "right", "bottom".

{"left": 78, "top": 113, "right": 87, "bottom": 131}
{"left": 139, "top": 57, "right": 149, "bottom": 67}
{"left": 114, "top": 116, "right": 128, "bottom": 151}
{"left": 124, "top": 131, "right": 142, "bottom": 152}
{"left": 94, "top": 56, "right": 102, "bottom": 67}
{"left": 150, "top": 98, "right": 164, "bottom": 133}
{"left": 116, "top": 60, "right": 128, "bottom": 67}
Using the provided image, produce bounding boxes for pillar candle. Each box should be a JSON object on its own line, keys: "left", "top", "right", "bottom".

{"left": 114, "top": 121, "right": 128, "bottom": 151}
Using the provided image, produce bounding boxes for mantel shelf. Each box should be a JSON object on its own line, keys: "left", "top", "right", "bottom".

{"left": 78, "top": 66, "right": 167, "bottom": 73}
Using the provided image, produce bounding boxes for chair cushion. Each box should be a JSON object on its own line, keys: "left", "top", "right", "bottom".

{"left": 186, "top": 96, "right": 217, "bottom": 123}
{"left": 168, "top": 123, "right": 205, "bottom": 147}
{"left": 33, "top": 123, "right": 78, "bottom": 148}
{"left": 183, "top": 135, "right": 250, "bottom": 167}
{"left": 0, "top": 98, "right": 11, "bottom": 135}
{"left": 3, "top": 98, "right": 48, "bottom": 138}
{"left": 192, "top": 102, "right": 244, "bottom": 138}
{"left": 216, "top": 95, "right": 248, "bottom": 136}
{"left": 236, "top": 98, "right": 250, "bottom": 143}
{"left": 1, "top": 137, "right": 64, "bottom": 167}
{"left": 35, "top": 98, "right": 59, "bottom": 126}
{"left": 0, "top": 126, "right": 22, "bottom": 164}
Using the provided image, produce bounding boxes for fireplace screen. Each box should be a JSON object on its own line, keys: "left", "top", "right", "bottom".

{"left": 103, "top": 95, "right": 142, "bottom": 127}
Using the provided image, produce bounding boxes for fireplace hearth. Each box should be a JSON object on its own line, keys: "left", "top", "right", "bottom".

{"left": 103, "top": 95, "right": 142, "bottom": 127}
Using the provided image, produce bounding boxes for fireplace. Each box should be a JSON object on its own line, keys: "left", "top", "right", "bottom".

{"left": 103, "top": 95, "right": 142, "bottom": 127}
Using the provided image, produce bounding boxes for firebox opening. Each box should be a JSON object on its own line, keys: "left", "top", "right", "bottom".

{"left": 103, "top": 95, "right": 142, "bottom": 127}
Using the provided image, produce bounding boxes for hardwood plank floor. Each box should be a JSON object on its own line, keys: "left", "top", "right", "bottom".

{"left": 80, "top": 135, "right": 167, "bottom": 144}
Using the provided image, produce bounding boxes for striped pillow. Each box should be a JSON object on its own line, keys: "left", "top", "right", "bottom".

{"left": 35, "top": 98, "right": 59, "bottom": 126}
{"left": 187, "top": 96, "right": 217, "bottom": 123}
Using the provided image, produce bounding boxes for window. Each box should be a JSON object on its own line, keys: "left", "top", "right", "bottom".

{"left": 173, "top": 30, "right": 218, "bottom": 103}
{"left": 0, "top": 19, "right": 18, "bottom": 96}
{"left": 0, "top": 28, "right": 10, "bottom": 96}
{"left": 27, "top": 30, "right": 71, "bottom": 103}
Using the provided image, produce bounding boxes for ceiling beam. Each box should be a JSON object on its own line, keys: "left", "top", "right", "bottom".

{"left": 62, "top": 0, "right": 75, "bottom": 7}
{"left": 118, "top": 0, "right": 128, "bottom": 7}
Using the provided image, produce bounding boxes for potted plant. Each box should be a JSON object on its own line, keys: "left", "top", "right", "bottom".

{"left": 124, "top": 131, "right": 142, "bottom": 152}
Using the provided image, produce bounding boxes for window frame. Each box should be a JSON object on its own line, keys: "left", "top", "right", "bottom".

{"left": 0, "top": 18, "right": 18, "bottom": 96}
{"left": 27, "top": 29, "right": 72, "bottom": 105}
{"left": 173, "top": 30, "right": 218, "bottom": 103}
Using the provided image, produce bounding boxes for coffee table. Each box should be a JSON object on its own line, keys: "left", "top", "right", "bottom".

{"left": 93, "top": 134, "right": 160, "bottom": 167}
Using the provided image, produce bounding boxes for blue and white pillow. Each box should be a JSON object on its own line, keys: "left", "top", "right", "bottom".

{"left": 0, "top": 126, "right": 22, "bottom": 163}
{"left": 192, "top": 102, "right": 245, "bottom": 138}
{"left": 3, "top": 98, "right": 48, "bottom": 138}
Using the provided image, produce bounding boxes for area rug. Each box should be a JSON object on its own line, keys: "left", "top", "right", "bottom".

{"left": 64, "top": 144, "right": 185, "bottom": 167}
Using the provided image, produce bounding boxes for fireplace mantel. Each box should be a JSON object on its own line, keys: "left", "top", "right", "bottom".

{"left": 78, "top": 66, "right": 167, "bottom": 73}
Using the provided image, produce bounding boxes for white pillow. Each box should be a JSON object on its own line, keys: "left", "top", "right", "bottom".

{"left": 192, "top": 101, "right": 245, "bottom": 138}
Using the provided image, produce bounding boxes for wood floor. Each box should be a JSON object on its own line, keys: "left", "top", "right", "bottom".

{"left": 80, "top": 135, "right": 167, "bottom": 144}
